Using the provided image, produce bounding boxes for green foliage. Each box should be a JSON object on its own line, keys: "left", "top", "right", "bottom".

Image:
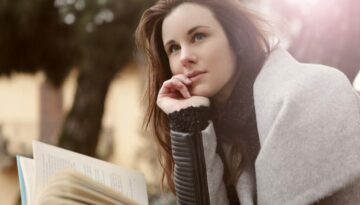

{"left": 0, "top": 0, "right": 78, "bottom": 87}
{"left": 0, "top": 0, "right": 153, "bottom": 86}
{"left": 61, "top": 0, "right": 148, "bottom": 74}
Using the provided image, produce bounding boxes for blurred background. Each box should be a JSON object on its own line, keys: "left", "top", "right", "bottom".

{"left": 0, "top": 0, "right": 359, "bottom": 204}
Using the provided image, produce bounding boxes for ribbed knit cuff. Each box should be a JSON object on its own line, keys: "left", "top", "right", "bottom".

{"left": 168, "top": 106, "right": 210, "bottom": 133}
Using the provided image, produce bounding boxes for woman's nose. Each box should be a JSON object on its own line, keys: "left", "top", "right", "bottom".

{"left": 180, "top": 48, "right": 197, "bottom": 68}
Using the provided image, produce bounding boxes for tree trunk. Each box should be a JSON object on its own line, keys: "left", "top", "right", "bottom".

{"left": 58, "top": 61, "right": 115, "bottom": 157}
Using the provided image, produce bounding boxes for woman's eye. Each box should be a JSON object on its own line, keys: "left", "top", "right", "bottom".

{"left": 168, "top": 45, "right": 180, "bottom": 54}
{"left": 193, "top": 33, "right": 206, "bottom": 42}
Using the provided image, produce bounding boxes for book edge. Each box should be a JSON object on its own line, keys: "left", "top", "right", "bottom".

{"left": 16, "top": 155, "right": 28, "bottom": 205}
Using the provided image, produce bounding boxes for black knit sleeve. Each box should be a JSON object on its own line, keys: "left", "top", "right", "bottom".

{"left": 168, "top": 106, "right": 211, "bottom": 205}
{"left": 168, "top": 106, "right": 210, "bottom": 133}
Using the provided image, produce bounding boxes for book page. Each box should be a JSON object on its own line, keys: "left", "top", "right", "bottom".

{"left": 18, "top": 156, "right": 36, "bottom": 205}
{"left": 33, "top": 141, "right": 148, "bottom": 205}
{"left": 37, "top": 171, "right": 134, "bottom": 205}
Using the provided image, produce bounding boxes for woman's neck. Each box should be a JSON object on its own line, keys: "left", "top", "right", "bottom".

{"left": 212, "top": 70, "right": 241, "bottom": 106}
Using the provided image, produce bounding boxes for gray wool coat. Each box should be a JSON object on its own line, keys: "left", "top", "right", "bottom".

{"left": 199, "top": 47, "right": 360, "bottom": 205}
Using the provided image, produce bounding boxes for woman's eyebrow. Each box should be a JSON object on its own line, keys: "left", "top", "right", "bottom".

{"left": 164, "top": 25, "right": 210, "bottom": 47}
{"left": 187, "top": 25, "right": 210, "bottom": 35}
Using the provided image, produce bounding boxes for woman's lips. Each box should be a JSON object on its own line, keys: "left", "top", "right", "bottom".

{"left": 189, "top": 73, "right": 205, "bottom": 82}
{"left": 186, "top": 71, "right": 207, "bottom": 82}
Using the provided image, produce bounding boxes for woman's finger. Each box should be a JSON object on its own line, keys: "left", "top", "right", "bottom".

{"left": 173, "top": 80, "right": 191, "bottom": 98}
{"left": 172, "top": 74, "right": 192, "bottom": 85}
{"left": 165, "top": 80, "right": 191, "bottom": 98}
{"left": 159, "top": 79, "right": 191, "bottom": 98}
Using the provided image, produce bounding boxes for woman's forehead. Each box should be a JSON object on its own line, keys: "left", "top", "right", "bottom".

{"left": 162, "top": 3, "right": 218, "bottom": 42}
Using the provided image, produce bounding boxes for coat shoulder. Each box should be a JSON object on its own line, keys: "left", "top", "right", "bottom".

{"left": 254, "top": 47, "right": 352, "bottom": 102}
{"left": 253, "top": 48, "right": 360, "bottom": 205}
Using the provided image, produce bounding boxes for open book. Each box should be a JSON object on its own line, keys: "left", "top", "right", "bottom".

{"left": 16, "top": 141, "right": 148, "bottom": 205}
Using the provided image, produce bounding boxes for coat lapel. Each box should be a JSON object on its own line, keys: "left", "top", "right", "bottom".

{"left": 254, "top": 48, "right": 360, "bottom": 205}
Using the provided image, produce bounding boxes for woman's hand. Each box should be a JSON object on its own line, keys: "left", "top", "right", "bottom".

{"left": 157, "top": 74, "right": 210, "bottom": 114}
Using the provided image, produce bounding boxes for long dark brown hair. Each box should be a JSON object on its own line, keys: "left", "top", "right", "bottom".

{"left": 135, "top": 0, "right": 270, "bottom": 192}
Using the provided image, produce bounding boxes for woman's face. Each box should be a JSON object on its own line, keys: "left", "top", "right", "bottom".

{"left": 161, "top": 3, "right": 238, "bottom": 102}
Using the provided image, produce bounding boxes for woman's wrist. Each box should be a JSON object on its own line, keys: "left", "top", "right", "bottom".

{"left": 168, "top": 106, "right": 211, "bottom": 133}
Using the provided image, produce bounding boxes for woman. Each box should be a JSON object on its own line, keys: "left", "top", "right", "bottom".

{"left": 135, "top": 0, "right": 360, "bottom": 204}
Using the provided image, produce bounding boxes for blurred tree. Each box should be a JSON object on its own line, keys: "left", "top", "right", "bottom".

{"left": 58, "top": 0, "right": 153, "bottom": 156}
{"left": 0, "top": 0, "right": 78, "bottom": 147}
{"left": 0, "top": 0, "right": 77, "bottom": 86}
{"left": 0, "top": 0, "right": 154, "bottom": 157}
